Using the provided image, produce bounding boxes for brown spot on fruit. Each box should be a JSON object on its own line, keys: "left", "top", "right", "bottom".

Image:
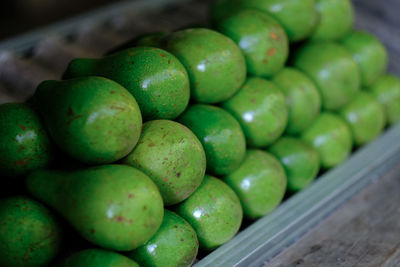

{"left": 263, "top": 59, "right": 268, "bottom": 64}
{"left": 19, "top": 124, "right": 26, "bottom": 131}
{"left": 67, "top": 107, "right": 74, "bottom": 116}
{"left": 168, "top": 59, "right": 171, "bottom": 64}
{"left": 148, "top": 143, "right": 156, "bottom": 147}
{"left": 177, "top": 172, "right": 181, "bottom": 177}
{"left": 270, "top": 32, "right": 278, "bottom": 40}
{"left": 90, "top": 228, "right": 95, "bottom": 234}
{"left": 128, "top": 193, "right": 135, "bottom": 199}
{"left": 143, "top": 205, "right": 147, "bottom": 210}
{"left": 267, "top": 48, "right": 276, "bottom": 56}
{"left": 14, "top": 158, "right": 32, "bottom": 166}
{"left": 110, "top": 91, "right": 116, "bottom": 94}
{"left": 160, "top": 54, "right": 166, "bottom": 57}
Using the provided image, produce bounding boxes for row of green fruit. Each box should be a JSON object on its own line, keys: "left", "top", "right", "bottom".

{"left": 1, "top": 0, "right": 400, "bottom": 266}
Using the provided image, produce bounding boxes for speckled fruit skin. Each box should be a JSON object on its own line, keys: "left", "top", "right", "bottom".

{"left": 367, "top": 74, "right": 400, "bottom": 125}
{"left": 0, "top": 103, "right": 53, "bottom": 176}
{"left": 0, "top": 196, "right": 62, "bottom": 267}
{"left": 64, "top": 47, "right": 190, "bottom": 120}
{"left": 107, "top": 32, "right": 168, "bottom": 55}
{"left": 301, "top": 113, "right": 352, "bottom": 169}
{"left": 272, "top": 67, "right": 321, "bottom": 135}
{"left": 178, "top": 104, "right": 246, "bottom": 176}
{"left": 123, "top": 120, "right": 206, "bottom": 206}
{"left": 163, "top": 28, "right": 246, "bottom": 103}
{"left": 25, "top": 164, "right": 164, "bottom": 251}
{"left": 339, "top": 91, "right": 386, "bottom": 146}
{"left": 175, "top": 175, "right": 243, "bottom": 250}
{"left": 293, "top": 42, "right": 360, "bottom": 111}
{"left": 341, "top": 31, "right": 388, "bottom": 87}
{"left": 221, "top": 77, "right": 288, "bottom": 147}
{"left": 311, "top": 0, "right": 354, "bottom": 41}
{"left": 212, "top": 0, "right": 317, "bottom": 42}
{"left": 127, "top": 210, "right": 198, "bottom": 267}
{"left": 223, "top": 150, "right": 287, "bottom": 219}
{"left": 57, "top": 249, "right": 139, "bottom": 267}
{"left": 216, "top": 9, "right": 288, "bottom": 77}
{"left": 269, "top": 137, "right": 320, "bottom": 192}
{"left": 34, "top": 76, "right": 142, "bottom": 164}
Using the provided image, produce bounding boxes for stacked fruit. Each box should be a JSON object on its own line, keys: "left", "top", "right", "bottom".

{"left": 1, "top": 0, "right": 400, "bottom": 266}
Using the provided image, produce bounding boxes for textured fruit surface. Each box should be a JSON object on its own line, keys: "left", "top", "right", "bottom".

{"left": 123, "top": 120, "right": 206, "bottom": 205}
{"left": 0, "top": 196, "right": 62, "bottom": 267}
{"left": 223, "top": 150, "right": 287, "bottom": 219}
{"left": 175, "top": 175, "right": 243, "bottom": 250}
{"left": 178, "top": 104, "right": 246, "bottom": 176}
{"left": 25, "top": 165, "right": 164, "bottom": 251}
{"left": 127, "top": 210, "right": 198, "bottom": 267}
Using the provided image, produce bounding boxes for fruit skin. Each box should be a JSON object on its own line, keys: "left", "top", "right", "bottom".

{"left": 223, "top": 149, "right": 287, "bottom": 219}
{"left": 311, "top": 0, "right": 354, "bottom": 41}
{"left": 34, "top": 76, "right": 142, "bottom": 164}
{"left": 293, "top": 42, "right": 360, "bottom": 111}
{"left": 123, "top": 120, "right": 206, "bottom": 206}
{"left": 126, "top": 210, "right": 198, "bottom": 267}
{"left": 221, "top": 77, "right": 288, "bottom": 147}
{"left": 163, "top": 28, "right": 246, "bottom": 104}
{"left": 366, "top": 74, "right": 400, "bottom": 125}
{"left": 178, "top": 104, "right": 246, "bottom": 176}
{"left": 216, "top": 8, "right": 288, "bottom": 77}
{"left": 269, "top": 137, "right": 320, "bottom": 192}
{"left": 0, "top": 196, "right": 62, "bottom": 267}
{"left": 272, "top": 67, "right": 321, "bottom": 135}
{"left": 25, "top": 164, "right": 164, "bottom": 251}
{"left": 56, "top": 249, "right": 139, "bottom": 267}
{"left": 175, "top": 175, "right": 243, "bottom": 250}
{"left": 341, "top": 30, "right": 388, "bottom": 87}
{"left": 339, "top": 91, "right": 386, "bottom": 146}
{"left": 64, "top": 47, "right": 190, "bottom": 120}
{"left": 106, "top": 32, "right": 168, "bottom": 55}
{"left": 301, "top": 113, "right": 352, "bottom": 169}
{"left": 0, "top": 103, "right": 53, "bottom": 176}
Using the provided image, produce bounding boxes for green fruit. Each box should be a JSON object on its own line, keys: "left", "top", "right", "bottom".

{"left": 221, "top": 77, "right": 288, "bottom": 147}
{"left": 223, "top": 150, "right": 287, "bottom": 219}
{"left": 107, "top": 32, "right": 168, "bottom": 55}
{"left": 272, "top": 67, "right": 321, "bottom": 134}
{"left": 341, "top": 30, "right": 388, "bottom": 86}
{"left": 57, "top": 249, "right": 139, "bottom": 267}
{"left": 175, "top": 175, "right": 243, "bottom": 250}
{"left": 34, "top": 76, "right": 142, "bottom": 164}
{"left": 216, "top": 8, "right": 288, "bottom": 77}
{"left": 127, "top": 210, "right": 198, "bottom": 267}
{"left": 0, "top": 103, "right": 53, "bottom": 176}
{"left": 163, "top": 28, "right": 246, "bottom": 103}
{"left": 178, "top": 104, "right": 246, "bottom": 176}
{"left": 269, "top": 137, "right": 320, "bottom": 192}
{"left": 25, "top": 164, "right": 164, "bottom": 251}
{"left": 64, "top": 47, "right": 190, "bottom": 120}
{"left": 366, "top": 74, "right": 400, "bottom": 125}
{"left": 293, "top": 42, "right": 360, "bottom": 110}
{"left": 311, "top": 0, "right": 354, "bottom": 41}
{"left": 0, "top": 196, "right": 62, "bottom": 267}
{"left": 123, "top": 120, "right": 206, "bottom": 205}
{"left": 339, "top": 91, "right": 386, "bottom": 146}
{"left": 301, "top": 112, "right": 352, "bottom": 168}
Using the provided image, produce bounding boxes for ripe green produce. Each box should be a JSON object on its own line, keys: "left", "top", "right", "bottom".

{"left": 25, "top": 164, "right": 164, "bottom": 251}
{"left": 123, "top": 120, "right": 206, "bottom": 205}
{"left": 216, "top": 8, "right": 288, "bottom": 77}
{"left": 339, "top": 91, "right": 386, "bottom": 146}
{"left": 0, "top": 103, "right": 53, "bottom": 176}
{"left": 272, "top": 67, "right": 321, "bottom": 134}
{"left": 33, "top": 76, "right": 142, "bottom": 164}
{"left": 163, "top": 28, "right": 246, "bottom": 103}
{"left": 311, "top": 0, "right": 354, "bottom": 41}
{"left": 178, "top": 104, "right": 246, "bottom": 176}
{"left": 0, "top": 196, "right": 62, "bottom": 267}
{"left": 224, "top": 150, "right": 287, "bottom": 219}
{"left": 367, "top": 74, "right": 400, "bottom": 125}
{"left": 64, "top": 47, "right": 190, "bottom": 120}
{"left": 221, "top": 77, "right": 288, "bottom": 147}
{"left": 175, "top": 175, "right": 243, "bottom": 250}
{"left": 301, "top": 113, "right": 352, "bottom": 168}
{"left": 341, "top": 30, "right": 388, "bottom": 86}
{"left": 269, "top": 137, "right": 320, "bottom": 192}
{"left": 56, "top": 249, "right": 139, "bottom": 267}
{"left": 293, "top": 42, "right": 360, "bottom": 111}
{"left": 127, "top": 210, "right": 198, "bottom": 267}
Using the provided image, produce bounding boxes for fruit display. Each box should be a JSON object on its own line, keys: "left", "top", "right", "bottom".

{"left": 0, "top": 0, "right": 399, "bottom": 266}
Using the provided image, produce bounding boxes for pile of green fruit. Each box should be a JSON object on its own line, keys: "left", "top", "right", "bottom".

{"left": 1, "top": 0, "right": 400, "bottom": 266}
